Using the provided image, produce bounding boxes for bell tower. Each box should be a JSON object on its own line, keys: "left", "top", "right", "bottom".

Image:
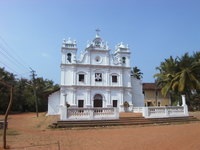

{"left": 61, "top": 38, "right": 77, "bottom": 64}
{"left": 114, "top": 42, "right": 131, "bottom": 67}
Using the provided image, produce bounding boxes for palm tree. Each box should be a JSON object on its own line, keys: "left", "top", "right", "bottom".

{"left": 154, "top": 53, "right": 200, "bottom": 106}
{"left": 131, "top": 66, "right": 143, "bottom": 80}
{"left": 173, "top": 60, "right": 200, "bottom": 105}
{"left": 154, "top": 56, "right": 178, "bottom": 96}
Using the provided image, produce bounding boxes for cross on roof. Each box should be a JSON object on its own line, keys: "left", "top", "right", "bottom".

{"left": 95, "top": 28, "right": 100, "bottom": 36}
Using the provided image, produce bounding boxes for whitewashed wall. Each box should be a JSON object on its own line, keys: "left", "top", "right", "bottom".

{"left": 123, "top": 69, "right": 132, "bottom": 87}
{"left": 47, "top": 91, "right": 60, "bottom": 115}
{"left": 131, "top": 77, "right": 144, "bottom": 107}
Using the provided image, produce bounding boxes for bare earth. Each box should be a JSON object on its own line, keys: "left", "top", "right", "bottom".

{"left": 0, "top": 112, "right": 200, "bottom": 150}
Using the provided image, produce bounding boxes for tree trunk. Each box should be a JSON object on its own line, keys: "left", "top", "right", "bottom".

{"left": 3, "top": 86, "right": 13, "bottom": 149}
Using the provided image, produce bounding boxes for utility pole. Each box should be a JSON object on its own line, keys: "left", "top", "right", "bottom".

{"left": 30, "top": 68, "right": 38, "bottom": 117}
{"left": 0, "top": 80, "right": 13, "bottom": 149}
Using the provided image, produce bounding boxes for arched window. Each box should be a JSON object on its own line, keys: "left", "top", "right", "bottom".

{"left": 67, "top": 53, "right": 72, "bottom": 63}
{"left": 94, "top": 94, "right": 103, "bottom": 108}
{"left": 94, "top": 94, "right": 102, "bottom": 100}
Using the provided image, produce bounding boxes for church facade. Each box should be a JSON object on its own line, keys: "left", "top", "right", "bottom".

{"left": 47, "top": 31, "right": 144, "bottom": 116}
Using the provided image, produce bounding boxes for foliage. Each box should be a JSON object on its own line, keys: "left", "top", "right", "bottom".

{"left": 131, "top": 66, "right": 143, "bottom": 80}
{"left": 0, "top": 67, "right": 59, "bottom": 114}
{"left": 154, "top": 52, "right": 200, "bottom": 109}
{"left": 189, "top": 90, "right": 200, "bottom": 111}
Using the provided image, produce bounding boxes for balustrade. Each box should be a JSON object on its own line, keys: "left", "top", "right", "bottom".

{"left": 62, "top": 107, "right": 119, "bottom": 120}
{"left": 132, "top": 107, "right": 143, "bottom": 113}
{"left": 143, "top": 106, "right": 188, "bottom": 118}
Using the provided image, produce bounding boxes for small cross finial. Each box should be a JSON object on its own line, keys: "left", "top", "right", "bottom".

{"left": 95, "top": 28, "right": 100, "bottom": 37}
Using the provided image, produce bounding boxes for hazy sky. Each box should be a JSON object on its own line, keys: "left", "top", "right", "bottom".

{"left": 0, "top": 0, "right": 200, "bottom": 84}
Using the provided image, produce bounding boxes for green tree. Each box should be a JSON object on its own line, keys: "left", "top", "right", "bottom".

{"left": 154, "top": 56, "right": 178, "bottom": 97}
{"left": 131, "top": 66, "right": 143, "bottom": 80}
{"left": 154, "top": 52, "right": 200, "bottom": 108}
{"left": 34, "top": 77, "right": 59, "bottom": 112}
{"left": 0, "top": 68, "right": 16, "bottom": 113}
{"left": 0, "top": 67, "right": 59, "bottom": 113}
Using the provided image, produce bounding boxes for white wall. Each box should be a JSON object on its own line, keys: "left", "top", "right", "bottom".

{"left": 47, "top": 91, "right": 60, "bottom": 115}
{"left": 131, "top": 77, "right": 144, "bottom": 107}
{"left": 123, "top": 69, "right": 132, "bottom": 87}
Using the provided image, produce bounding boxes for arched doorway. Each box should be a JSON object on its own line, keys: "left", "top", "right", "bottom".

{"left": 93, "top": 94, "right": 103, "bottom": 107}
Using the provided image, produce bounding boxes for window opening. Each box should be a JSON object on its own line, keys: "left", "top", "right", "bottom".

{"left": 67, "top": 53, "right": 72, "bottom": 63}
{"left": 79, "top": 74, "right": 85, "bottom": 82}
{"left": 78, "top": 100, "right": 84, "bottom": 107}
{"left": 112, "top": 75, "right": 118, "bottom": 83}
{"left": 122, "top": 57, "right": 126, "bottom": 64}
{"left": 78, "top": 100, "right": 84, "bottom": 112}
{"left": 113, "top": 100, "right": 118, "bottom": 107}
{"left": 95, "top": 56, "right": 101, "bottom": 62}
{"left": 94, "top": 94, "right": 103, "bottom": 108}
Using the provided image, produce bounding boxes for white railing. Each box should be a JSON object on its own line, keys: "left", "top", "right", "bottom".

{"left": 132, "top": 107, "right": 144, "bottom": 113}
{"left": 143, "top": 106, "right": 189, "bottom": 118}
{"left": 60, "top": 107, "right": 119, "bottom": 120}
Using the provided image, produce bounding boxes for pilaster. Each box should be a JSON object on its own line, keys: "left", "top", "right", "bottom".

{"left": 86, "top": 88, "right": 92, "bottom": 107}
{"left": 106, "top": 89, "right": 112, "bottom": 107}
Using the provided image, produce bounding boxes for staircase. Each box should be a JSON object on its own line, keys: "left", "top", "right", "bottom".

{"left": 51, "top": 113, "right": 200, "bottom": 129}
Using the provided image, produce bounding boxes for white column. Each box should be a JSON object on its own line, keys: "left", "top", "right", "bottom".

{"left": 72, "top": 66, "right": 76, "bottom": 85}
{"left": 119, "top": 89, "right": 124, "bottom": 112}
{"left": 106, "top": 89, "right": 112, "bottom": 107}
{"left": 87, "top": 68, "right": 91, "bottom": 86}
{"left": 181, "top": 95, "right": 186, "bottom": 106}
{"left": 60, "top": 88, "right": 67, "bottom": 106}
{"left": 106, "top": 69, "right": 110, "bottom": 86}
{"left": 64, "top": 94, "right": 67, "bottom": 106}
{"left": 127, "top": 56, "right": 130, "bottom": 67}
{"left": 106, "top": 52, "right": 110, "bottom": 65}
{"left": 86, "top": 88, "right": 91, "bottom": 107}
{"left": 71, "top": 88, "right": 76, "bottom": 106}
{"left": 120, "top": 69, "right": 123, "bottom": 86}
{"left": 60, "top": 105, "right": 67, "bottom": 120}
{"left": 120, "top": 90, "right": 124, "bottom": 105}
{"left": 60, "top": 66, "right": 65, "bottom": 85}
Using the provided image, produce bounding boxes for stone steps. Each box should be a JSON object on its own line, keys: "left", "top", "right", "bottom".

{"left": 52, "top": 115, "right": 200, "bottom": 129}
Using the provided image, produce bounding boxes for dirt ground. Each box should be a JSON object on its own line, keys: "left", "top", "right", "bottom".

{"left": 0, "top": 112, "right": 200, "bottom": 150}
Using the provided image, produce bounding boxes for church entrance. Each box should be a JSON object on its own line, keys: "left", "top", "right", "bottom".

{"left": 93, "top": 94, "right": 103, "bottom": 107}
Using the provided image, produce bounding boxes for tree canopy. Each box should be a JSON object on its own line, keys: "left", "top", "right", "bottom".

{"left": 154, "top": 52, "right": 200, "bottom": 109}
{"left": 131, "top": 66, "right": 143, "bottom": 80}
{"left": 0, "top": 67, "right": 59, "bottom": 114}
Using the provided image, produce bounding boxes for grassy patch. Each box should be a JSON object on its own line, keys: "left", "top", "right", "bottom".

{"left": 0, "top": 129, "right": 20, "bottom": 136}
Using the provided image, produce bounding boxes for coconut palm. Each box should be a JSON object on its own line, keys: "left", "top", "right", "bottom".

{"left": 173, "top": 53, "right": 200, "bottom": 93}
{"left": 154, "top": 52, "right": 200, "bottom": 106}
{"left": 131, "top": 66, "right": 143, "bottom": 80}
{"left": 154, "top": 56, "right": 178, "bottom": 96}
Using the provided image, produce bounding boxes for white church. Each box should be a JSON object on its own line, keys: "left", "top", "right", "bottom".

{"left": 48, "top": 30, "right": 189, "bottom": 120}
{"left": 47, "top": 30, "right": 145, "bottom": 120}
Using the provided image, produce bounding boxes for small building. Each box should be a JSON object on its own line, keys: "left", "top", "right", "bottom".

{"left": 143, "top": 83, "right": 171, "bottom": 107}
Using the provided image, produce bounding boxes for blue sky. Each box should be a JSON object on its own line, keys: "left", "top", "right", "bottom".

{"left": 0, "top": 0, "right": 200, "bottom": 84}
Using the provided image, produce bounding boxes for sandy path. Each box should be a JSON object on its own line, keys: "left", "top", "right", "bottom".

{"left": 0, "top": 113, "right": 200, "bottom": 150}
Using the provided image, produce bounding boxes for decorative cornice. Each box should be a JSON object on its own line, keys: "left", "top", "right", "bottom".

{"left": 60, "top": 63, "right": 131, "bottom": 69}
{"left": 60, "top": 85, "right": 132, "bottom": 90}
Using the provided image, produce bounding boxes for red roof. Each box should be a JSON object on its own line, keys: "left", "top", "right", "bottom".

{"left": 142, "top": 83, "right": 161, "bottom": 90}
